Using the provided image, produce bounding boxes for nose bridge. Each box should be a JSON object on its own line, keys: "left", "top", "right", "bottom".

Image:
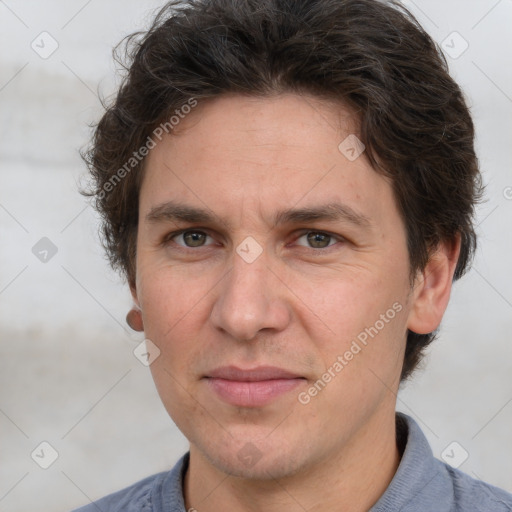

{"left": 211, "top": 243, "right": 289, "bottom": 341}
{"left": 231, "top": 251, "right": 266, "bottom": 302}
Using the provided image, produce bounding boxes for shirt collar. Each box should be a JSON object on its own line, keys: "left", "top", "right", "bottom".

{"left": 370, "top": 412, "right": 444, "bottom": 511}
{"left": 156, "top": 413, "right": 442, "bottom": 512}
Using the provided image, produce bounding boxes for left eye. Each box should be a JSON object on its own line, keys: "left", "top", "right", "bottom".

{"left": 295, "top": 231, "right": 338, "bottom": 249}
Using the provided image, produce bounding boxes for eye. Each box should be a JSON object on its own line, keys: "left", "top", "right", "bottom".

{"left": 170, "top": 230, "right": 214, "bottom": 248}
{"left": 295, "top": 231, "right": 339, "bottom": 249}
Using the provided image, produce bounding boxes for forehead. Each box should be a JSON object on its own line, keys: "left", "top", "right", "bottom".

{"left": 139, "top": 93, "right": 396, "bottom": 228}
{"left": 165, "top": 93, "right": 360, "bottom": 160}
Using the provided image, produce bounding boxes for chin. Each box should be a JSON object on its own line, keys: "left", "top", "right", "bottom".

{"left": 194, "top": 433, "right": 310, "bottom": 480}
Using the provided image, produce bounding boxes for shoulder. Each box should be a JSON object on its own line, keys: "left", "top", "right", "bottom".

{"left": 439, "top": 461, "right": 512, "bottom": 512}
{"left": 376, "top": 414, "right": 512, "bottom": 512}
{"left": 70, "top": 452, "right": 190, "bottom": 512}
{"left": 71, "top": 471, "right": 168, "bottom": 512}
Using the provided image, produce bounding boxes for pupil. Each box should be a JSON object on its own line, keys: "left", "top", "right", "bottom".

{"left": 185, "top": 232, "right": 204, "bottom": 246}
{"left": 308, "top": 232, "right": 329, "bottom": 248}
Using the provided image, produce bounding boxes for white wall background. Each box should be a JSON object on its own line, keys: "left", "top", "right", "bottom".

{"left": 0, "top": 1, "right": 511, "bottom": 510}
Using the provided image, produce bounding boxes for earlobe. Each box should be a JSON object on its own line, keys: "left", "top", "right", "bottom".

{"left": 126, "top": 306, "right": 144, "bottom": 332}
{"left": 406, "top": 236, "right": 461, "bottom": 335}
{"left": 127, "top": 284, "right": 144, "bottom": 332}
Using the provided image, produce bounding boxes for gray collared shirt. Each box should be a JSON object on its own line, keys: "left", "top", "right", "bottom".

{"left": 72, "top": 413, "right": 512, "bottom": 511}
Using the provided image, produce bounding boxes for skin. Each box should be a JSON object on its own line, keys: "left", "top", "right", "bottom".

{"left": 132, "top": 93, "right": 460, "bottom": 512}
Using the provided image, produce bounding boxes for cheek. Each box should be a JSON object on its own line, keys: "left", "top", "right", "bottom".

{"left": 294, "top": 272, "right": 383, "bottom": 337}
{"left": 141, "top": 271, "right": 207, "bottom": 415}
{"left": 138, "top": 266, "right": 223, "bottom": 397}
{"left": 297, "top": 268, "right": 408, "bottom": 371}
{"left": 138, "top": 264, "right": 212, "bottom": 335}
{"left": 148, "top": 358, "right": 205, "bottom": 439}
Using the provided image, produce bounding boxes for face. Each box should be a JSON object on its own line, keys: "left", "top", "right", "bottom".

{"left": 134, "top": 93, "right": 415, "bottom": 479}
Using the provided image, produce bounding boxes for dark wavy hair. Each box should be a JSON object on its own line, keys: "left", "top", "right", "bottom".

{"left": 82, "top": 0, "right": 482, "bottom": 381}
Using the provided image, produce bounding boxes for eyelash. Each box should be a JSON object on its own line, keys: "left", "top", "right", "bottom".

{"left": 163, "top": 229, "right": 344, "bottom": 251}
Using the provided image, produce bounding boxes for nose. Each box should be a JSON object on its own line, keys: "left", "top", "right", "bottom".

{"left": 210, "top": 247, "right": 291, "bottom": 341}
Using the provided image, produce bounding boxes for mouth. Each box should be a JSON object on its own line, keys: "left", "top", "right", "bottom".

{"left": 204, "top": 365, "right": 306, "bottom": 407}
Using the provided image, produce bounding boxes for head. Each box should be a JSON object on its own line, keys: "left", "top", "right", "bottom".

{"left": 83, "top": 0, "right": 481, "bottom": 480}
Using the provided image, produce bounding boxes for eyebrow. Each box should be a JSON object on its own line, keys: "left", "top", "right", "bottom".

{"left": 145, "top": 200, "right": 372, "bottom": 230}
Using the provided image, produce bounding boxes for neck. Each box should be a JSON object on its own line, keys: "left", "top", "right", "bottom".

{"left": 184, "top": 408, "right": 401, "bottom": 512}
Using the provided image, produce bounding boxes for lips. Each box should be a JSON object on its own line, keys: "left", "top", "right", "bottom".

{"left": 207, "top": 365, "right": 302, "bottom": 381}
{"left": 204, "top": 365, "right": 305, "bottom": 407}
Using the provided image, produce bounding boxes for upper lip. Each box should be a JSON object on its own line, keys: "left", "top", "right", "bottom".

{"left": 206, "top": 365, "right": 303, "bottom": 381}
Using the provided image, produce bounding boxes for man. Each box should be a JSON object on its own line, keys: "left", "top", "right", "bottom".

{"left": 74, "top": 0, "right": 512, "bottom": 510}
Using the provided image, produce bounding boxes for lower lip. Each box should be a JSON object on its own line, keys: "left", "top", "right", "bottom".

{"left": 206, "top": 377, "right": 304, "bottom": 407}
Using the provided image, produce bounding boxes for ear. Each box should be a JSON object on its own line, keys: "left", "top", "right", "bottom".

{"left": 130, "top": 282, "right": 140, "bottom": 308}
{"left": 126, "top": 282, "right": 144, "bottom": 332}
{"left": 407, "top": 235, "right": 461, "bottom": 335}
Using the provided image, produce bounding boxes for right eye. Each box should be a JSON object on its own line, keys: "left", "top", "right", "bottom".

{"left": 168, "top": 230, "right": 215, "bottom": 248}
